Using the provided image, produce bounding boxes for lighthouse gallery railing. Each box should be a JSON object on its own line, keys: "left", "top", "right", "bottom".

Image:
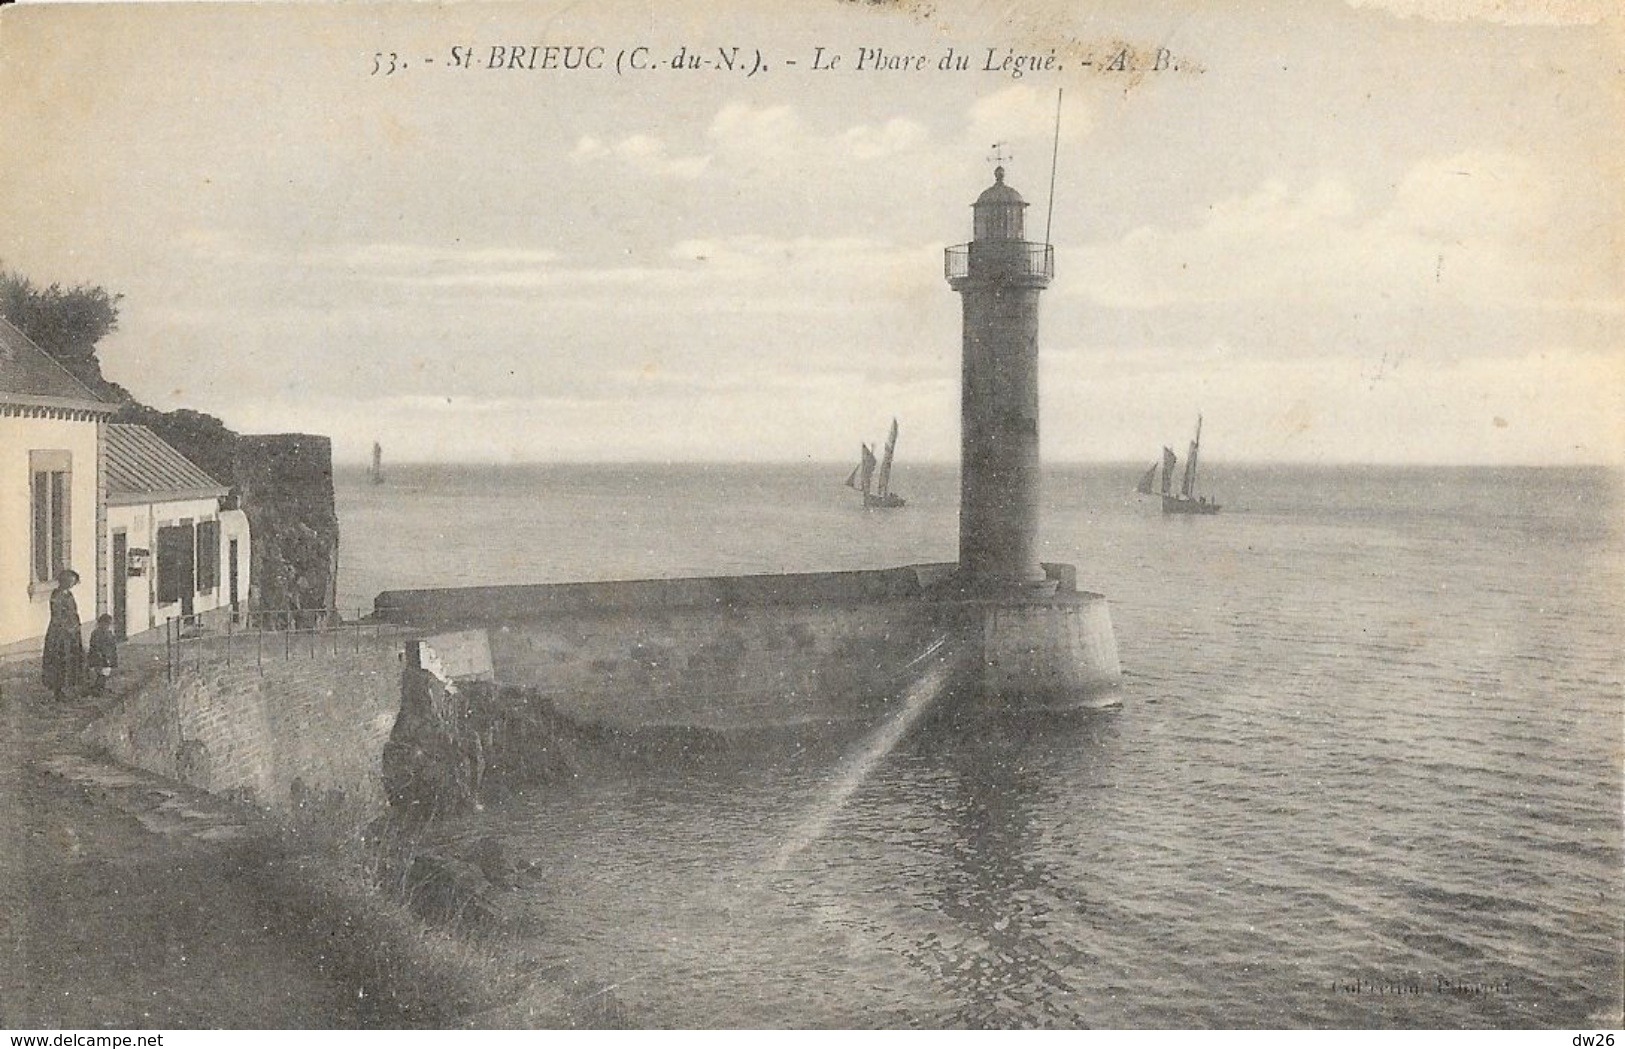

{"left": 944, "top": 241, "right": 1054, "bottom": 281}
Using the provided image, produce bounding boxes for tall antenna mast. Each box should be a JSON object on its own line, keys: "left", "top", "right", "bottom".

{"left": 1043, "top": 88, "right": 1062, "bottom": 246}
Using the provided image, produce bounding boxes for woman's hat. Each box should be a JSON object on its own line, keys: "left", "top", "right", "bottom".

{"left": 55, "top": 568, "right": 80, "bottom": 584}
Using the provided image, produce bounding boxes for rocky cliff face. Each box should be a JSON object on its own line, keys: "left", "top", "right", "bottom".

{"left": 232, "top": 434, "right": 340, "bottom": 615}
{"left": 380, "top": 667, "right": 585, "bottom": 824}
{"left": 376, "top": 666, "right": 579, "bottom": 927}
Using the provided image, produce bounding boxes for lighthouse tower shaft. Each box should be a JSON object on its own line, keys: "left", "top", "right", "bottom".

{"left": 946, "top": 167, "right": 1054, "bottom": 589}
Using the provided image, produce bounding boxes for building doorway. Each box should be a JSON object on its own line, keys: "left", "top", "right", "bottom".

{"left": 228, "top": 538, "right": 240, "bottom": 621}
{"left": 157, "top": 523, "right": 196, "bottom": 621}
{"left": 111, "top": 531, "right": 128, "bottom": 639}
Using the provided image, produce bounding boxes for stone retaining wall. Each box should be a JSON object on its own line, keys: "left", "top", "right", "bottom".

{"left": 84, "top": 638, "right": 404, "bottom": 830}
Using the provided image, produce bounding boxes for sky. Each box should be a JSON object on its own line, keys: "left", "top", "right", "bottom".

{"left": 1, "top": 0, "right": 1620, "bottom": 465}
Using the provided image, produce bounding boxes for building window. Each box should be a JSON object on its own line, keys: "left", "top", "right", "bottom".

{"left": 29, "top": 451, "right": 71, "bottom": 585}
{"left": 196, "top": 519, "right": 220, "bottom": 592}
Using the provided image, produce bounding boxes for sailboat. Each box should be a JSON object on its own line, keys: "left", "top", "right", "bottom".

{"left": 1136, "top": 415, "right": 1220, "bottom": 515}
{"left": 845, "top": 418, "right": 906, "bottom": 508}
{"left": 369, "top": 441, "right": 386, "bottom": 485}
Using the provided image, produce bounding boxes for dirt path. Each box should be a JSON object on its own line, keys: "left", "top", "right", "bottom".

{"left": 0, "top": 661, "right": 382, "bottom": 1029}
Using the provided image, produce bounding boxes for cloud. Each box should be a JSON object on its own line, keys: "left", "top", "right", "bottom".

{"left": 668, "top": 233, "right": 935, "bottom": 281}
{"left": 1073, "top": 152, "right": 1620, "bottom": 319}
{"left": 1344, "top": 0, "right": 1611, "bottom": 24}
{"left": 319, "top": 233, "right": 944, "bottom": 306}
{"left": 707, "top": 102, "right": 801, "bottom": 157}
{"left": 1074, "top": 176, "right": 1399, "bottom": 309}
{"left": 965, "top": 85, "right": 1089, "bottom": 152}
{"left": 567, "top": 133, "right": 709, "bottom": 179}
{"left": 1040, "top": 342, "right": 1623, "bottom": 464}
{"left": 841, "top": 117, "right": 931, "bottom": 160}
{"left": 702, "top": 91, "right": 1085, "bottom": 186}
{"left": 400, "top": 265, "right": 684, "bottom": 292}
{"left": 1384, "top": 151, "right": 1553, "bottom": 241}
{"left": 304, "top": 243, "right": 564, "bottom": 273}
{"left": 706, "top": 103, "right": 931, "bottom": 175}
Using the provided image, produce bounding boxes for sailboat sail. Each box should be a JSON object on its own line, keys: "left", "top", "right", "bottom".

{"left": 876, "top": 418, "right": 899, "bottom": 497}
{"left": 1181, "top": 414, "right": 1203, "bottom": 498}
{"left": 846, "top": 422, "right": 906, "bottom": 508}
{"left": 369, "top": 441, "right": 385, "bottom": 485}
{"left": 859, "top": 443, "right": 877, "bottom": 496}
{"left": 1139, "top": 416, "right": 1220, "bottom": 514}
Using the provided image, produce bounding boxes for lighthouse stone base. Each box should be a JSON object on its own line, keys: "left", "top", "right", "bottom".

{"left": 925, "top": 563, "right": 1123, "bottom": 712}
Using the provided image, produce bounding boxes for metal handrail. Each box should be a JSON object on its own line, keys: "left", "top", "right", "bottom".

{"left": 163, "top": 608, "right": 408, "bottom": 680}
{"left": 944, "top": 240, "right": 1054, "bottom": 281}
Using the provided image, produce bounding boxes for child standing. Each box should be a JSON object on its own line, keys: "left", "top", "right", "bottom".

{"left": 86, "top": 614, "right": 118, "bottom": 696}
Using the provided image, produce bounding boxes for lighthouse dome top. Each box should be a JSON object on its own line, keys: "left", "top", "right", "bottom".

{"left": 974, "top": 166, "right": 1028, "bottom": 207}
{"left": 972, "top": 166, "right": 1029, "bottom": 242}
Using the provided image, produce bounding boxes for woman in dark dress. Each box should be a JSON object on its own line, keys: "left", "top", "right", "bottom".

{"left": 42, "top": 568, "right": 84, "bottom": 701}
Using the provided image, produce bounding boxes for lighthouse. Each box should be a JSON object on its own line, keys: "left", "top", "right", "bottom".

{"left": 376, "top": 158, "right": 1121, "bottom": 725}
{"left": 934, "top": 163, "right": 1122, "bottom": 708}
{"left": 946, "top": 165, "right": 1052, "bottom": 590}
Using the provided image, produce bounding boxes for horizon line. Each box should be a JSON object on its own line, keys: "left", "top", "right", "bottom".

{"left": 332, "top": 458, "right": 1625, "bottom": 470}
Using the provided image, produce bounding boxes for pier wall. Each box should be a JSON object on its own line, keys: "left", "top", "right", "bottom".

{"left": 375, "top": 562, "right": 1121, "bottom": 733}
{"left": 375, "top": 565, "right": 960, "bottom": 732}
{"left": 84, "top": 639, "right": 403, "bottom": 829}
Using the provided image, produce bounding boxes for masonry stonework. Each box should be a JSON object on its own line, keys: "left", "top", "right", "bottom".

{"left": 84, "top": 640, "right": 404, "bottom": 829}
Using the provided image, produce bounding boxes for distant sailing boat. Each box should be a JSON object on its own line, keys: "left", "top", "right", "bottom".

{"left": 369, "top": 441, "right": 386, "bottom": 485}
{"left": 1137, "top": 415, "right": 1220, "bottom": 515}
{"left": 845, "top": 418, "right": 906, "bottom": 509}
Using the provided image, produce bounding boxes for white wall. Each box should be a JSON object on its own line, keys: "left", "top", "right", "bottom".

{"left": 0, "top": 412, "right": 101, "bottom": 650}
{"left": 220, "top": 508, "right": 252, "bottom": 614}
{"left": 106, "top": 495, "right": 249, "bottom": 637}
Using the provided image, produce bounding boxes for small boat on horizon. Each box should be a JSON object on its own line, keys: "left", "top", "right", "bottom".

{"left": 845, "top": 418, "right": 906, "bottom": 509}
{"left": 1137, "top": 415, "right": 1221, "bottom": 515}
{"left": 370, "top": 440, "right": 386, "bottom": 485}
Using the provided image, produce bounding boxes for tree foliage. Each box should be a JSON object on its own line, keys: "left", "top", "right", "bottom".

{"left": 1, "top": 266, "right": 240, "bottom": 483}
{"left": 114, "top": 403, "right": 240, "bottom": 487}
{"left": 0, "top": 268, "right": 122, "bottom": 360}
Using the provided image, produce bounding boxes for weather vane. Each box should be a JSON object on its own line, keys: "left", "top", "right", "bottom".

{"left": 987, "top": 142, "right": 1012, "bottom": 167}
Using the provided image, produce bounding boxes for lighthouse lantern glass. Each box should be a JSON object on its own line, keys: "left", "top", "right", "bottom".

{"left": 973, "top": 199, "right": 1026, "bottom": 242}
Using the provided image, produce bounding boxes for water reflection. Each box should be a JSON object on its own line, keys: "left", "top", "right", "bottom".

{"left": 895, "top": 705, "right": 1125, "bottom": 1028}
{"left": 771, "top": 645, "right": 956, "bottom": 870}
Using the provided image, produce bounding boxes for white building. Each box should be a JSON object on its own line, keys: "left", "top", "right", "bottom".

{"left": 104, "top": 423, "right": 250, "bottom": 639}
{"left": 0, "top": 317, "right": 113, "bottom": 655}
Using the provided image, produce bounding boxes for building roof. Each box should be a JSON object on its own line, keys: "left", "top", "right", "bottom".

{"left": 106, "top": 423, "right": 229, "bottom": 505}
{"left": 0, "top": 315, "right": 113, "bottom": 412}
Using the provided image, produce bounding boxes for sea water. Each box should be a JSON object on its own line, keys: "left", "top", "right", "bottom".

{"left": 336, "top": 463, "right": 1623, "bottom": 1027}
